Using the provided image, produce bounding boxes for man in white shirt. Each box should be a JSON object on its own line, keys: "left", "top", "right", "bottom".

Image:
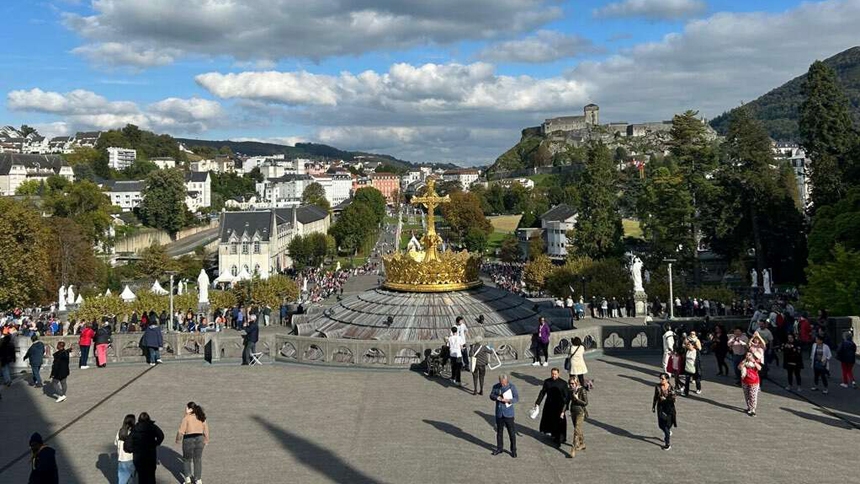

{"left": 447, "top": 327, "right": 465, "bottom": 385}
{"left": 662, "top": 324, "right": 675, "bottom": 372}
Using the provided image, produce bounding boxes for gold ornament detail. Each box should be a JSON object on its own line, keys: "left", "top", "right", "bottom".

{"left": 383, "top": 178, "right": 482, "bottom": 292}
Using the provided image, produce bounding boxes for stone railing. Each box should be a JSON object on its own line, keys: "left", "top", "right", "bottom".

{"left": 272, "top": 324, "right": 662, "bottom": 368}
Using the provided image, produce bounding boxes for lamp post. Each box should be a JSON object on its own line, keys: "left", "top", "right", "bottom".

{"left": 663, "top": 259, "right": 677, "bottom": 320}
{"left": 166, "top": 271, "right": 178, "bottom": 333}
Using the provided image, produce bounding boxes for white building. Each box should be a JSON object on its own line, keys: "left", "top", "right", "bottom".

{"left": 190, "top": 156, "right": 235, "bottom": 174}
{"left": 151, "top": 157, "right": 176, "bottom": 170}
{"left": 107, "top": 147, "right": 137, "bottom": 170}
{"left": 442, "top": 168, "right": 480, "bottom": 189}
{"left": 217, "top": 205, "right": 330, "bottom": 278}
{"left": 540, "top": 204, "right": 577, "bottom": 260}
{"left": 184, "top": 171, "right": 211, "bottom": 212}
{"left": 312, "top": 172, "right": 353, "bottom": 206}
{"left": 0, "top": 153, "right": 75, "bottom": 196}
{"left": 104, "top": 180, "right": 145, "bottom": 212}
{"left": 47, "top": 136, "right": 75, "bottom": 154}
{"left": 401, "top": 169, "right": 423, "bottom": 188}
{"left": 259, "top": 174, "right": 314, "bottom": 206}
{"left": 74, "top": 131, "right": 101, "bottom": 148}
{"left": 774, "top": 142, "right": 811, "bottom": 209}
{"left": 496, "top": 177, "right": 535, "bottom": 190}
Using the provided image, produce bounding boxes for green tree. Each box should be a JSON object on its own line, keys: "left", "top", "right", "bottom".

{"left": 136, "top": 243, "right": 176, "bottom": 280}
{"left": 302, "top": 182, "right": 331, "bottom": 211}
{"left": 527, "top": 233, "right": 545, "bottom": 260}
{"left": 211, "top": 172, "right": 256, "bottom": 201}
{"left": 45, "top": 180, "right": 114, "bottom": 246}
{"left": 799, "top": 60, "right": 858, "bottom": 209}
{"left": 441, "top": 191, "right": 493, "bottom": 243}
{"left": 806, "top": 187, "right": 860, "bottom": 264}
{"left": 464, "top": 227, "right": 488, "bottom": 253}
{"left": 523, "top": 254, "right": 552, "bottom": 292}
{"left": 64, "top": 147, "right": 101, "bottom": 166}
{"left": 0, "top": 199, "right": 50, "bottom": 308}
{"left": 288, "top": 234, "right": 311, "bottom": 268}
{"left": 120, "top": 160, "right": 159, "bottom": 180}
{"left": 15, "top": 179, "right": 43, "bottom": 196}
{"left": 46, "top": 217, "right": 100, "bottom": 295}
{"left": 139, "top": 168, "right": 189, "bottom": 237}
{"left": 19, "top": 124, "right": 38, "bottom": 137}
{"left": 802, "top": 245, "right": 860, "bottom": 316}
{"left": 638, "top": 166, "right": 694, "bottom": 266}
{"left": 572, "top": 142, "right": 623, "bottom": 259}
{"left": 499, "top": 235, "right": 521, "bottom": 262}
{"left": 353, "top": 187, "right": 387, "bottom": 225}
{"left": 330, "top": 202, "right": 376, "bottom": 255}
{"left": 437, "top": 180, "right": 463, "bottom": 195}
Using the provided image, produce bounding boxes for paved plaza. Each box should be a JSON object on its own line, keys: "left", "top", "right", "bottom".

{"left": 1, "top": 350, "right": 856, "bottom": 483}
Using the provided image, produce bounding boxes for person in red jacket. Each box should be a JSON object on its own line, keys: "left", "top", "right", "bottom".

{"left": 78, "top": 322, "right": 96, "bottom": 369}
{"left": 798, "top": 315, "right": 813, "bottom": 353}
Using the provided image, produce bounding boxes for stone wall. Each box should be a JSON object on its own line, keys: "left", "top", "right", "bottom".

{"left": 114, "top": 219, "right": 218, "bottom": 254}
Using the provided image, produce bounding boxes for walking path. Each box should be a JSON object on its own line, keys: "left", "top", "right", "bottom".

{"left": 1, "top": 352, "right": 855, "bottom": 483}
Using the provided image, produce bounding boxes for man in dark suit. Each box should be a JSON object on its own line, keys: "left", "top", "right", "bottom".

{"left": 242, "top": 316, "right": 259, "bottom": 365}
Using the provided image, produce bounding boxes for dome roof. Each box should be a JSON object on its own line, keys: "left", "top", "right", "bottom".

{"left": 293, "top": 285, "right": 546, "bottom": 341}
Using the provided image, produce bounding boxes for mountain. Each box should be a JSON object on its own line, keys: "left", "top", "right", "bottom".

{"left": 710, "top": 46, "right": 860, "bottom": 140}
{"left": 175, "top": 138, "right": 459, "bottom": 170}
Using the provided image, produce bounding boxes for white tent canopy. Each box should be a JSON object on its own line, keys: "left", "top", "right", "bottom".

{"left": 236, "top": 267, "right": 252, "bottom": 282}
{"left": 74, "top": 294, "right": 83, "bottom": 305}
{"left": 104, "top": 288, "right": 112, "bottom": 296}
{"left": 214, "top": 273, "right": 236, "bottom": 284}
{"left": 151, "top": 280, "right": 168, "bottom": 295}
{"left": 120, "top": 285, "right": 137, "bottom": 302}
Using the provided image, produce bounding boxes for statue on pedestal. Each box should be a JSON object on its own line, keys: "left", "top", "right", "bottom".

{"left": 58, "top": 286, "right": 66, "bottom": 312}
{"left": 763, "top": 269, "right": 772, "bottom": 295}
{"left": 750, "top": 268, "right": 758, "bottom": 288}
{"left": 66, "top": 285, "right": 76, "bottom": 306}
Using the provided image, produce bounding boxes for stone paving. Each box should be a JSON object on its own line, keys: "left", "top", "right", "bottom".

{"left": 0, "top": 350, "right": 856, "bottom": 483}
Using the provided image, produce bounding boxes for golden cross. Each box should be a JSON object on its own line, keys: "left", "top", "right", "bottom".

{"left": 410, "top": 178, "right": 449, "bottom": 261}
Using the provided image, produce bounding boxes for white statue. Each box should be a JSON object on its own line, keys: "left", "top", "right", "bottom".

{"left": 628, "top": 253, "right": 644, "bottom": 292}
{"left": 66, "top": 285, "right": 76, "bottom": 305}
{"left": 763, "top": 269, "right": 772, "bottom": 295}
{"left": 336, "top": 261, "right": 341, "bottom": 271}
{"left": 406, "top": 234, "right": 422, "bottom": 253}
{"left": 58, "top": 286, "right": 67, "bottom": 312}
{"left": 197, "top": 269, "right": 210, "bottom": 304}
{"left": 75, "top": 294, "right": 83, "bottom": 305}
{"left": 750, "top": 268, "right": 758, "bottom": 288}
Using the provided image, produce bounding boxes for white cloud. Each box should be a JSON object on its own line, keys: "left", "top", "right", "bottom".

{"left": 196, "top": 62, "right": 589, "bottom": 113}
{"left": 477, "top": 30, "right": 598, "bottom": 63}
{"left": 63, "top": 0, "right": 561, "bottom": 67}
{"left": 71, "top": 42, "right": 179, "bottom": 68}
{"left": 594, "top": 0, "right": 707, "bottom": 20}
{"left": 229, "top": 136, "right": 308, "bottom": 147}
{"left": 7, "top": 88, "right": 222, "bottom": 134}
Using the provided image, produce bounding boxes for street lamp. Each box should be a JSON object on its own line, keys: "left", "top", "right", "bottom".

{"left": 165, "top": 270, "right": 178, "bottom": 333}
{"left": 663, "top": 259, "right": 677, "bottom": 320}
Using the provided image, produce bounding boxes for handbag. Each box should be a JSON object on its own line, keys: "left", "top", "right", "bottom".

{"left": 529, "top": 405, "right": 540, "bottom": 419}
{"left": 566, "top": 345, "right": 580, "bottom": 372}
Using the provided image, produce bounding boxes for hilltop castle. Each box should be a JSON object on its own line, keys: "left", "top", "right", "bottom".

{"left": 541, "top": 104, "right": 715, "bottom": 141}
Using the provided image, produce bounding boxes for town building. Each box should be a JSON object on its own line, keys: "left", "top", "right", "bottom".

{"left": 540, "top": 204, "right": 577, "bottom": 260}
{"left": 541, "top": 104, "right": 600, "bottom": 135}
{"left": 496, "top": 177, "right": 535, "bottom": 190}
{"left": 442, "top": 168, "right": 480, "bottom": 190}
{"left": 259, "top": 174, "right": 315, "bottom": 206}
{"left": 104, "top": 180, "right": 145, "bottom": 212}
{"left": 74, "top": 131, "right": 101, "bottom": 148}
{"left": 774, "top": 142, "right": 811, "bottom": 209}
{"left": 48, "top": 136, "right": 75, "bottom": 154}
{"left": 400, "top": 169, "right": 423, "bottom": 189}
{"left": 151, "top": 157, "right": 176, "bottom": 170}
{"left": 107, "top": 147, "right": 137, "bottom": 170}
{"left": 369, "top": 172, "right": 400, "bottom": 204}
{"left": 0, "top": 153, "right": 75, "bottom": 196}
{"left": 184, "top": 171, "right": 211, "bottom": 212}
{"left": 190, "top": 156, "right": 235, "bottom": 173}
{"left": 217, "top": 205, "right": 330, "bottom": 278}
{"left": 312, "top": 172, "right": 353, "bottom": 207}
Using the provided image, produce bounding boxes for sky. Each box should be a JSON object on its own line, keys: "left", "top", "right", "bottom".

{"left": 1, "top": 0, "right": 859, "bottom": 165}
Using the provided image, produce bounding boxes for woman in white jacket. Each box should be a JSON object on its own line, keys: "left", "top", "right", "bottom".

{"left": 568, "top": 337, "right": 588, "bottom": 385}
{"left": 115, "top": 414, "right": 136, "bottom": 484}
{"left": 810, "top": 334, "right": 832, "bottom": 394}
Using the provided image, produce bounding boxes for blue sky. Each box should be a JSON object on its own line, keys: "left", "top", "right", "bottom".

{"left": 2, "top": 0, "right": 859, "bottom": 164}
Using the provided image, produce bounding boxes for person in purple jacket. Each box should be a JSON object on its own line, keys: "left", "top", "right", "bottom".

{"left": 532, "top": 317, "right": 551, "bottom": 367}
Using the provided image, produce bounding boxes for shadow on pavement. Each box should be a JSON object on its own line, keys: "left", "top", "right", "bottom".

{"left": 252, "top": 415, "right": 386, "bottom": 484}
{"left": 423, "top": 420, "right": 495, "bottom": 451}
{"left": 95, "top": 447, "right": 115, "bottom": 483}
{"left": 159, "top": 445, "right": 185, "bottom": 483}
{"left": 586, "top": 418, "right": 664, "bottom": 448}
{"left": 780, "top": 407, "right": 855, "bottom": 430}
{"left": 473, "top": 410, "right": 568, "bottom": 456}
{"left": 510, "top": 371, "right": 544, "bottom": 387}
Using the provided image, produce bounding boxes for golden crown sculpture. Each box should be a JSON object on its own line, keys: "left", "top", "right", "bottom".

{"left": 383, "top": 179, "right": 482, "bottom": 292}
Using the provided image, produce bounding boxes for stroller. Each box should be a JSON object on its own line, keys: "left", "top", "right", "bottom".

{"left": 424, "top": 345, "right": 450, "bottom": 377}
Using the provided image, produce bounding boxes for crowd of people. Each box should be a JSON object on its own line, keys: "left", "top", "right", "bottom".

{"left": 482, "top": 262, "right": 525, "bottom": 295}
{"left": 291, "top": 261, "right": 378, "bottom": 303}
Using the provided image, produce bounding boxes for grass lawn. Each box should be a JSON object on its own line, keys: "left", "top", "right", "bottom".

{"left": 488, "top": 214, "right": 522, "bottom": 233}
{"left": 526, "top": 173, "right": 556, "bottom": 187}
{"left": 623, "top": 218, "right": 643, "bottom": 239}
{"left": 486, "top": 231, "right": 509, "bottom": 253}
{"left": 333, "top": 255, "right": 368, "bottom": 268}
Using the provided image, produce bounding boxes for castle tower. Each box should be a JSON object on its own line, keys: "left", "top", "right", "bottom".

{"left": 584, "top": 104, "right": 599, "bottom": 125}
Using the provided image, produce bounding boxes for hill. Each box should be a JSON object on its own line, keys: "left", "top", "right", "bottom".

{"left": 175, "top": 138, "right": 459, "bottom": 170}
{"left": 710, "top": 46, "right": 860, "bottom": 140}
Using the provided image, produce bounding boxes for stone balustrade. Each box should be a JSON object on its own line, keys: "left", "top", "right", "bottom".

{"left": 8, "top": 316, "right": 856, "bottom": 371}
